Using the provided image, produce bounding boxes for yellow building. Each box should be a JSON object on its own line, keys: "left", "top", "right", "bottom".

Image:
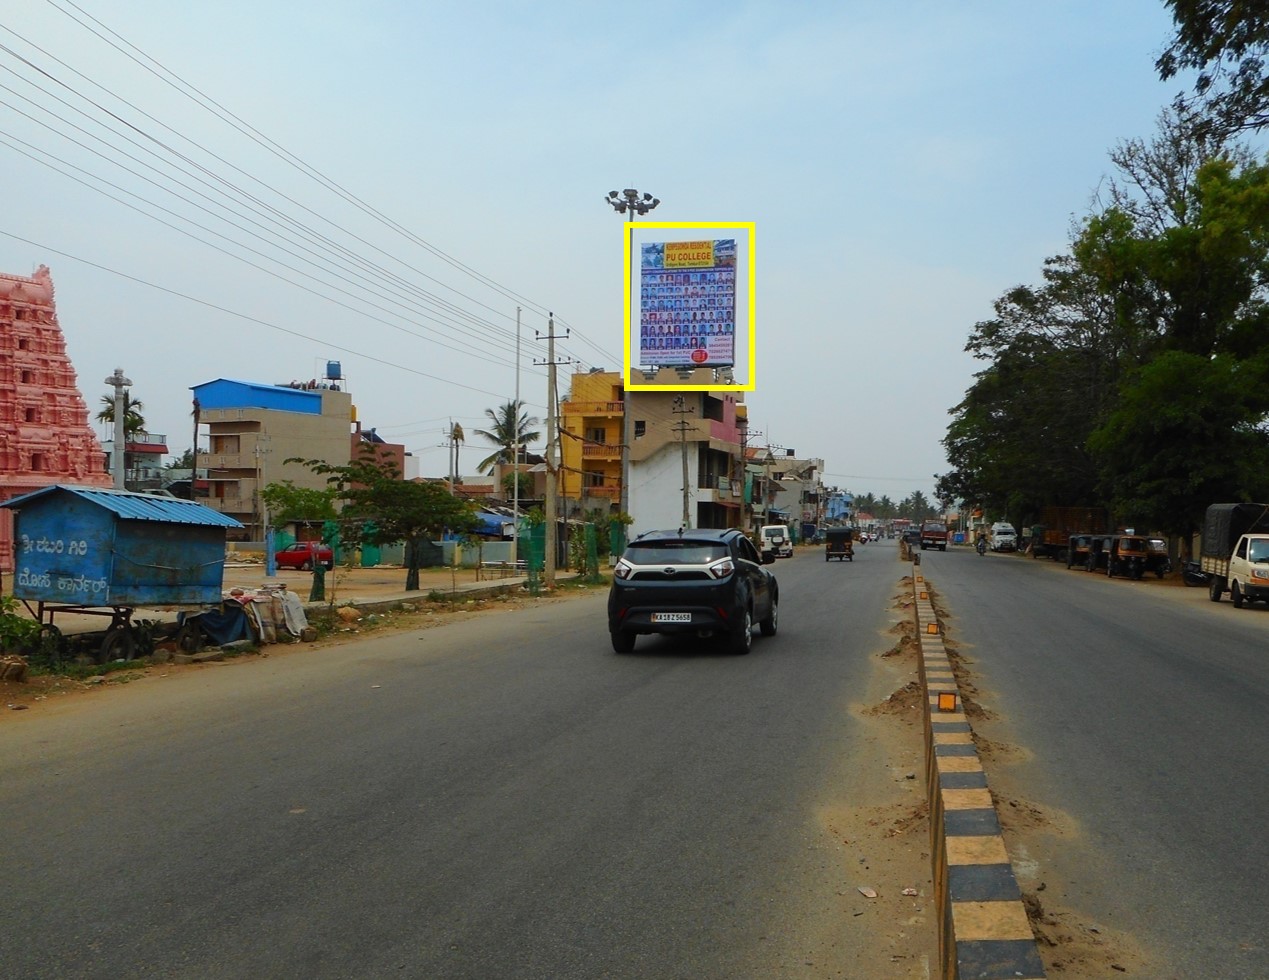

{"left": 560, "top": 370, "right": 624, "bottom": 510}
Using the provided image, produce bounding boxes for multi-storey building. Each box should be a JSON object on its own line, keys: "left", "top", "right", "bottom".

{"left": 559, "top": 370, "right": 624, "bottom": 512}
{"left": 626, "top": 368, "right": 746, "bottom": 537}
{"left": 102, "top": 432, "right": 170, "bottom": 492}
{"left": 192, "top": 377, "right": 353, "bottom": 541}
{"left": 0, "top": 265, "right": 111, "bottom": 571}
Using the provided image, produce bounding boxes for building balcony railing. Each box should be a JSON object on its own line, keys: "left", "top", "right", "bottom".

{"left": 206, "top": 495, "right": 254, "bottom": 514}
{"left": 565, "top": 401, "right": 623, "bottom": 416}
{"left": 203, "top": 453, "right": 251, "bottom": 470}
{"left": 123, "top": 432, "right": 168, "bottom": 453}
{"left": 582, "top": 442, "right": 622, "bottom": 458}
{"left": 582, "top": 484, "right": 620, "bottom": 498}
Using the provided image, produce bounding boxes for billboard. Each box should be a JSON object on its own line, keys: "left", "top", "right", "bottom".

{"left": 638, "top": 238, "right": 736, "bottom": 368}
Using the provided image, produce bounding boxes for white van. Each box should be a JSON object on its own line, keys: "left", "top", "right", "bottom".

{"left": 990, "top": 522, "right": 1017, "bottom": 552}
{"left": 759, "top": 524, "right": 793, "bottom": 558}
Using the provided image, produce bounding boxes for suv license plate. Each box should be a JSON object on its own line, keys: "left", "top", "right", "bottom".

{"left": 652, "top": 612, "right": 691, "bottom": 623}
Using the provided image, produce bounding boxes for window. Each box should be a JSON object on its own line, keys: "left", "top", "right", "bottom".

{"left": 24, "top": 407, "right": 37, "bottom": 423}
{"left": 17, "top": 338, "right": 29, "bottom": 350}
{"left": 585, "top": 427, "right": 607, "bottom": 444}
{"left": 634, "top": 421, "right": 646, "bottom": 438}
{"left": 20, "top": 370, "right": 33, "bottom": 384}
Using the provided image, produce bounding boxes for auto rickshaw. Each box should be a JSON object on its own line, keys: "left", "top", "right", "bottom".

{"left": 1107, "top": 534, "right": 1150, "bottom": 579}
{"left": 825, "top": 526, "right": 854, "bottom": 562}
{"left": 1145, "top": 538, "right": 1172, "bottom": 578}
{"left": 1085, "top": 534, "right": 1115, "bottom": 572}
{"left": 1067, "top": 534, "right": 1094, "bottom": 569}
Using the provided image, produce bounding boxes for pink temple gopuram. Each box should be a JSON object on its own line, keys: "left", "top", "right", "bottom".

{"left": 0, "top": 264, "right": 111, "bottom": 573}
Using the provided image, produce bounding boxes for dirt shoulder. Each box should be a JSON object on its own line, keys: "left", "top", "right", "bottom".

{"left": 2, "top": 564, "right": 602, "bottom": 713}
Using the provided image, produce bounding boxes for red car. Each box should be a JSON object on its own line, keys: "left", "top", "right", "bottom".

{"left": 274, "top": 541, "right": 334, "bottom": 570}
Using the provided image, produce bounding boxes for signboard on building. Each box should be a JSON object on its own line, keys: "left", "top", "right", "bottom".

{"left": 638, "top": 238, "right": 736, "bottom": 368}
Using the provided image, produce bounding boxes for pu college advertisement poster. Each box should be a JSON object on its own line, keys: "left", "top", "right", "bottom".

{"left": 638, "top": 238, "right": 736, "bottom": 368}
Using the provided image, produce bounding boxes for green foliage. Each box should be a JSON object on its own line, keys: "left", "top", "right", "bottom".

{"left": 95, "top": 392, "right": 146, "bottom": 436}
{"left": 940, "top": 109, "right": 1269, "bottom": 533}
{"left": 287, "top": 446, "right": 479, "bottom": 591}
{"left": 1088, "top": 351, "right": 1269, "bottom": 536}
{"left": 473, "top": 400, "right": 541, "bottom": 473}
{"left": 1158, "top": 0, "right": 1269, "bottom": 134}
{"left": 0, "top": 595, "right": 40, "bottom": 653}
{"left": 261, "top": 480, "right": 340, "bottom": 527}
{"left": 166, "top": 447, "right": 197, "bottom": 470}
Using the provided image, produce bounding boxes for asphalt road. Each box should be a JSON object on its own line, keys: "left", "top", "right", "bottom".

{"left": 0, "top": 542, "right": 934, "bottom": 979}
{"left": 915, "top": 546, "right": 1269, "bottom": 979}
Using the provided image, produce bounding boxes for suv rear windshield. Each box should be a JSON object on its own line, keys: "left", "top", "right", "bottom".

{"left": 625, "top": 542, "right": 728, "bottom": 564}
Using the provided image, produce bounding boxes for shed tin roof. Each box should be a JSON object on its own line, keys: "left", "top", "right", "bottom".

{"left": 0, "top": 484, "right": 243, "bottom": 527}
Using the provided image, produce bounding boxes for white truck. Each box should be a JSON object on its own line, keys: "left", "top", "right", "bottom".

{"left": 1201, "top": 503, "right": 1269, "bottom": 606}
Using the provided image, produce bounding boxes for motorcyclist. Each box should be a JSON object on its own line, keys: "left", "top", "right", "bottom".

{"left": 975, "top": 530, "right": 987, "bottom": 555}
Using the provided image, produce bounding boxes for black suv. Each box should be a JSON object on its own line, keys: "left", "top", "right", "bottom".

{"left": 607, "top": 528, "right": 779, "bottom": 654}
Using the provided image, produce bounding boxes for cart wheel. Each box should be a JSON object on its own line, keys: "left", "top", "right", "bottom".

{"left": 176, "top": 621, "right": 205, "bottom": 653}
{"left": 99, "top": 626, "right": 136, "bottom": 664}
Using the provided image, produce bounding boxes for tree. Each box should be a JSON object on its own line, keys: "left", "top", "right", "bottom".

{"left": 473, "top": 401, "right": 541, "bottom": 473}
{"left": 166, "top": 448, "right": 197, "bottom": 470}
{"left": 1088, "top": 350, "right": 1269, "bottom": 542}
{"left": 96, "top": 392, "right": 146, "bottom": 436}
{"left": 501, "top": 470, "right": 529, "bottom": 499}
{"left": 940, "top": 109, "right": 1269, "bottom": 533}
{"left": 260, "top": 480, "right": 340, "bottom": 528}
{"left": 1157, "top": 0, "right": 1269, "bottom": 134}
{"left": 289, "top": 448, "right": 479, "bottom": 591}
{"left": 450, "top": 422, "right": 464, "bottom": 485}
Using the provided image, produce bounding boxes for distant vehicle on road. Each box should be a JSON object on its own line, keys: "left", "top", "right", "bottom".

{"left": 919, "top": 521, "right": 948, "bottom": 551}
{"left": 990, "top": 522, "right": 1017, "bottom": 552}
{"left": 825, "top": 526, "right": 854, "bottom": 562}
{"left": 274, "top": 541, "right": 334, "bottom": 571}
{"left": 759, "top": 524, "right": 793, "bottom": 558}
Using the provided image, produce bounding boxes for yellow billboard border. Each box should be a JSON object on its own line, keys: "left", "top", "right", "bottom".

{"left": 623, "top": 221, "right": 756, "bottom": 392}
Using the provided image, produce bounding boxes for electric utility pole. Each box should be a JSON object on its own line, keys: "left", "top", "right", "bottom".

{"left": 671, "top": 396, "right": 696, "bottom": 528}
{"left": 536, "top": 313, "right": 572, "bottom": 587}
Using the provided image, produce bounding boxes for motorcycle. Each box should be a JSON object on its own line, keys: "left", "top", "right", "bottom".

{"left": 1181, "top": 559, "right": 1210, "bottom": 587}
{"left": 976, "top": 538, "right": 987, "bottom": 556}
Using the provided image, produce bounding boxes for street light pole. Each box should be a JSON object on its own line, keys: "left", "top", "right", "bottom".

{"left": 605, "top": 187, "right": 659, "bottom": 524}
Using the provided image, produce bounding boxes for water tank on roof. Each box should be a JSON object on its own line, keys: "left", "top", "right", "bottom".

{"left": 326, "top": 360, "right": 343, "bottom": 380}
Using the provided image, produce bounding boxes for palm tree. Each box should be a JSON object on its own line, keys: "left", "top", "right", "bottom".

{"left": 96, "top": 392, "right": 146, "bottom": 437}
{"left": 450, "top": 422, "right": 464, "bottom": 488}
{"left": 473, "top": 400, "right": 541, "bottom": 473}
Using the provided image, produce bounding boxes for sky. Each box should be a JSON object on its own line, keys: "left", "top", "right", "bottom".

{"left": 0, "top": 0, "right": 1201, "bottom": 503}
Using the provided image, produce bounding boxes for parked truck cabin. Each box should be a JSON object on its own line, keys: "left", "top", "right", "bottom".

{"left": 1201, "top": 503, "right": 1269, "bottom": 605}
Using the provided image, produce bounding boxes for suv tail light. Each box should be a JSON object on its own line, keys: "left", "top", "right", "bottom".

{"left": 707, "top": 558, "right": 735, "bottom": 579}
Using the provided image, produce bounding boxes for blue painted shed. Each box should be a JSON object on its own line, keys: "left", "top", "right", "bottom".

{"left": 1, "top": 485, "right": 243, "bottom": 606}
